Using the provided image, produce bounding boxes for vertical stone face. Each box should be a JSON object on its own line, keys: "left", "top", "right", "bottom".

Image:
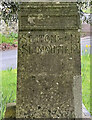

{"left": 16, "top": 2, "right": 82, "bottom": 118}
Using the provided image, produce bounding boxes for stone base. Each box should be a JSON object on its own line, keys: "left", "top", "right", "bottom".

{"left": 4, "top": 103, "right": 92, "bottom": 119}
{"left": 82, "top": 103, "right": 92, "bottom": 119}
{"left": 4, "top": 103, "right": 16, "bottom": 118}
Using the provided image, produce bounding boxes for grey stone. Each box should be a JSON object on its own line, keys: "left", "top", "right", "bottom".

{"left": 16, "top": 2, "right": 82, "bottom": 118}
{"left": 82, "top": 103, "right": 92, "bottom": 119}
{"left": 4, "top": 103, "right": 92, "bottom": 118}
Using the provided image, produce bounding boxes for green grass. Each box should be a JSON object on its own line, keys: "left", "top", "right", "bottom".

{"left": 0, "top": 32, "right": 18, "bottom": 45}
{"left": 2, "top": 68, "right": 17, "bottom": 102}
{"left": 81, "top": 54, "right": 91, "bottom": 114}
{"left": 0, "top": 54, "right": 91, "bottom": 119}
{"left": 0, "top": 68, "right": 17, "bottom": 119}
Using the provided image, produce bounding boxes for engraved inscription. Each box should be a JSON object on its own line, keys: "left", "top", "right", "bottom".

{"left": 19, "top": 33, "right": 80, "bottom": 55}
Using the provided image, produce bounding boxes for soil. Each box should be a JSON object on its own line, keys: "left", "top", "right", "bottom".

{"left": 0, "top": 43, "right": 17, "bottom": 51}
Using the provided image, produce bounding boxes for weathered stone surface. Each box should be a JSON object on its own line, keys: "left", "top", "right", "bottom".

{"left": 19, "top": 2, "right": 80, "bottom": 30}
{"left": 4, "top": 103, "right": 16, "bottom": 118}
{"left": 16, "top": 2, "right": 82, "bottom": 118}
{"left": 4, "top": 103, "right": 92, "bottom": 119}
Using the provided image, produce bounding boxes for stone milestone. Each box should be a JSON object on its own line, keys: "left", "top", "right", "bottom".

{"left": 16, "top": 2, "right": 82, "bottom": 118}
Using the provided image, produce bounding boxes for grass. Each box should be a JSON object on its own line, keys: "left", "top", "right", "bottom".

{"left": 2, "top": 68, "right": 17, "bottom": 102}
{"left": 0, "top": 32, "right": 18, "bottom": 45}
{"left": 0, "top": 68, "right": 17, "bottom": 119}
{"left": 81, "top": 54, "right": 91, "bottom": 114}
{"left": 0, "top": 54, "right": 91, "bottom": 119}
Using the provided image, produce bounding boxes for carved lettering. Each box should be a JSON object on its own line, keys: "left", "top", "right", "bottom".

{"left": 20, "top": 33, "right": 79, "bottom": 55}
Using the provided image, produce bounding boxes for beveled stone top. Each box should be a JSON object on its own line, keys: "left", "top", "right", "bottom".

{"left": 19, "top": 2, "right": 80, "bottom": 30}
